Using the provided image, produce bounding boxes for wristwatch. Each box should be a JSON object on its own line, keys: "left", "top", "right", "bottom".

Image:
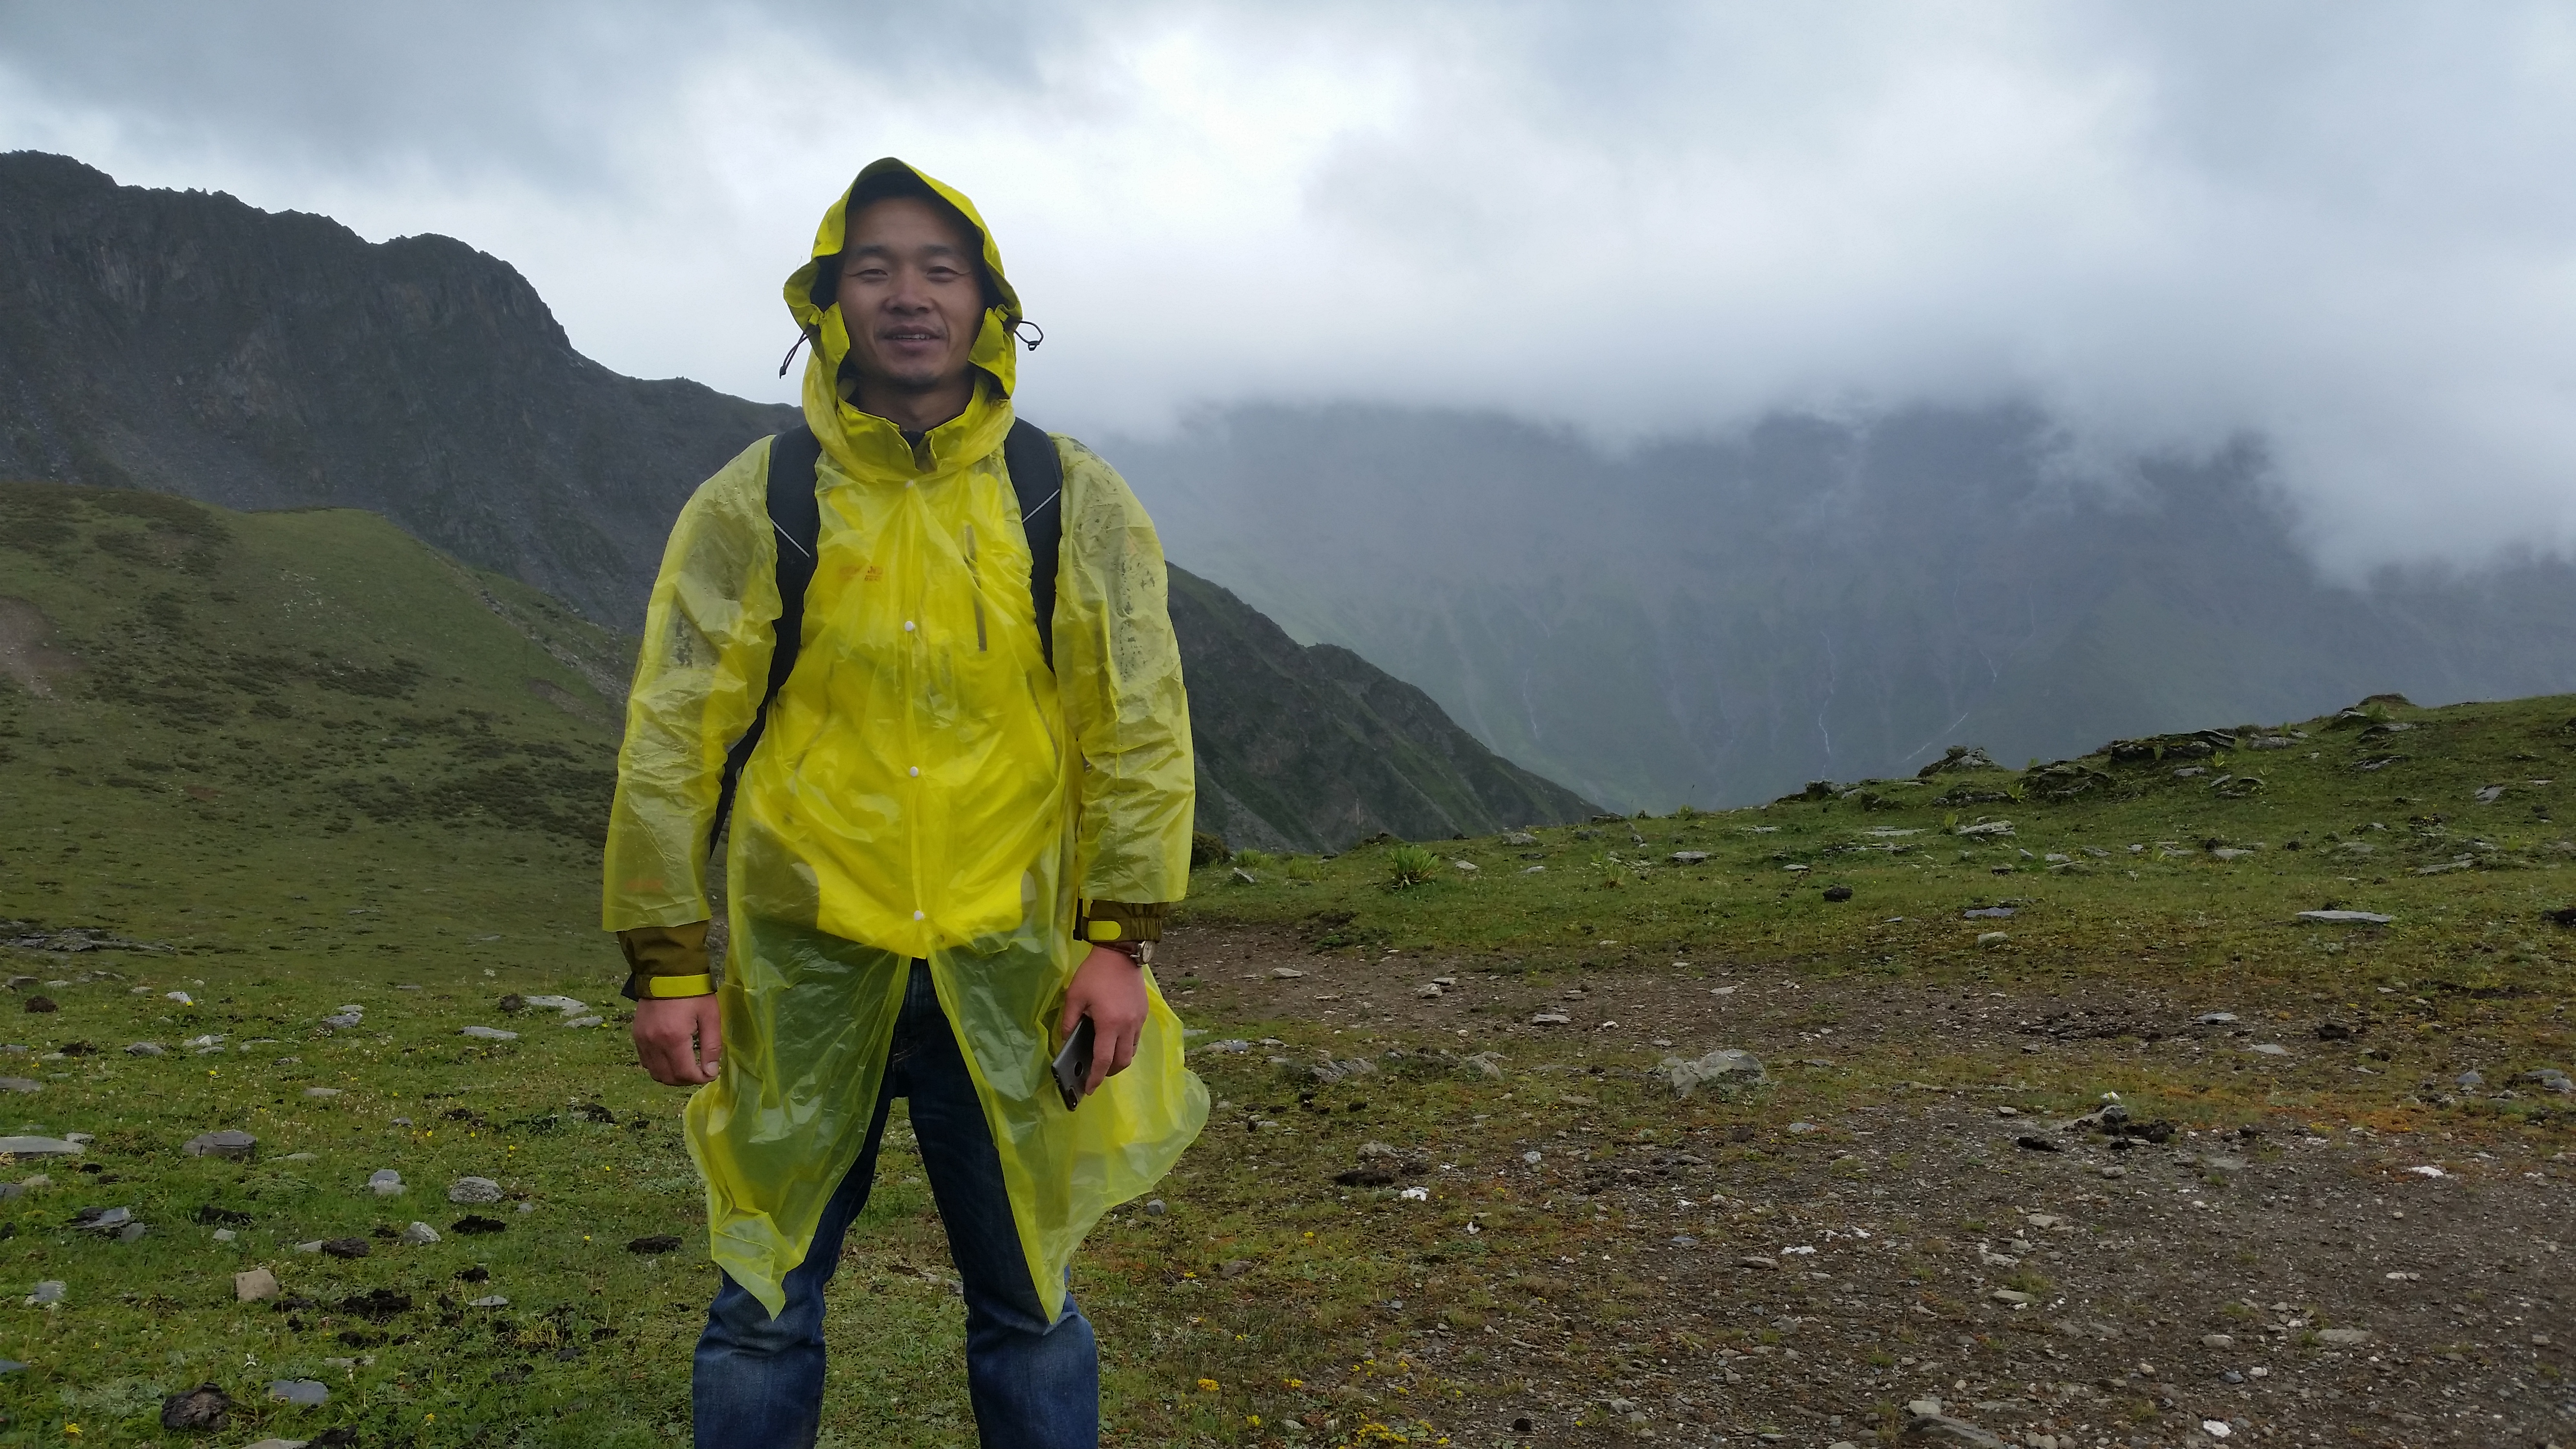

{"left": 1094, "top": 938, "right": 1154, "bottom": 966}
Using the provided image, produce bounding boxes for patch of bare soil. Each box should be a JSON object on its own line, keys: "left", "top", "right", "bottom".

{"left": 1159, "top": 924, "right": 2575, "bottom": 1448}
{"left": 0, "top": 596, "right": 80, "bottom": 696}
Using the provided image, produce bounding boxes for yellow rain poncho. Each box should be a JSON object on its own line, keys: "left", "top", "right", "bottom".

{"left": 602, "top": 159, "right": 1206, "bottom": 1320}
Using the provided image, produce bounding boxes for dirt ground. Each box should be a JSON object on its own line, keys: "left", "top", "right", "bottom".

{"left": 1149, "top": 923, "right": 2576, "bottom": 1449}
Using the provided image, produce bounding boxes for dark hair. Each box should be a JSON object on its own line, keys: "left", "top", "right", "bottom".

{"left": 808, "top": 170, "right": 1003, "bottom": 314}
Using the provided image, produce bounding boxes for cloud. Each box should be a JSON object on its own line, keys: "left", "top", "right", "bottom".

{"left": 3, "top": 1, "right": 2574, "bottom": 570}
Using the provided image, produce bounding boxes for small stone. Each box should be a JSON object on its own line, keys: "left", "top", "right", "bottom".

{"left": 1143, "top": 1199, "right": 1166, "bottom": 1216}
{"left": 182, "top": 1129, "right": 257, "bottom": 1159}
{"left": 124, "top": 1041, "right": 165, "bottom": 1057}
{"left": 1416, "top": 983, "right": 1443, "bottom": 998}
{"left": 2099, "top": 1165, "right": 2126, "bottom": 1179}
{"left": 2315, "top": 1327, "right": 2371, "bottom": 1345}
{"left": 400, "top": 1221, "right": 441, "bottom": 1245}
{"left": 1786, "top": 1120, "right": 1819, "bottom": 1134}
{"left": 1670, "top": 851, "right": 1709, "bottom": 864}
{"left": 244, "top": 1439, "right": 312, "bottom": 1449}
{"left": 447, "top": 1176, "right": 504, "bottom": 1204}
{"left": 1990, "top": 1288, "right": 2034, "bottom": 1306}
{"left": 1522, "top": 1151, "right": 1543, "bottom": 1166}
{"left": 2247, "top": 1043, "right": 2291, "bottom": 1057}
{"left": 523, "top": 995, "right": 587, "bottom": 1013}
{"left": 319, "top": 1237, "right": 370, "bottom": 1259}
{"left": 2200, "top": 1333, "right": 2236, "bottom": 1348}
{"left": 164, "top": 991, "right": 192, "bottom": 1004}
{"left": 368, "top": 1168, "right": 404, "bottom": 1195}
{"left": 564, "top": 1015, "right": 604, "bottom": 1029}
{"left": 2193, "top": 1012, "right": 2240, "bottom": 1025}
{"left": 1976, "top": 932, "right": 2008, "bottom": 948}
{"left": 1530, "top": 1012, "right": 1572, "bottom": 1026}
{"left": 1822, "top": 884, "right": 1852, "bottom": 902}
{"left": 1907, "top": 1412, "right": 2011, "bottom": 1447}
{"left": 468, "top": 1293, "right": 509, "bottom": 1307}
{"left": 160, "top": 1382, "right": 232, "bottom": 1431}
{"left": 2456, "top": 1070, "right": 2485, "bottom": 1090}
{"left": 458, "top": 1026, "right": 518, "bottom": 1042}
{"left": 117, "top": 1220, "right": 146, "bottom": 1242}
{"left": 268, "top": 1378, "right": 330, "bottom": 1406}
{"left": 0, "top": 1135, "right": 80, "bottom": 1156}
{"left": 1737, "top": 1256, "right": 1778, "bottom": 1270}
{"left": 293, "top": 1240, "right": 324, "bottom": 1254}
{"left": 212, "top": 1228, "right": 236, "bottom": 1242}
{"left": 26, "top": 1279, "right": 64, "bottom": 1304}
{"left": 1658, "top": 1047, "right": 1766, "bottom": 1095}
{"left": 2014, "top": 1135, "right": 2061, "bottom": 1153}
{"left": 2296, "top": 910, "right": 2393, "bottom": 925}
{"left": 303, "top": 1086, "right": 341, "bottom": 1098}
{"left": 235, "top": 1267, "right": 280, "bottom": 1302}
{"left": 0, "top": 1078, "right": 43, "bottom": 1094}
{"left": 320, "top": 1013, "right": 361, "bottom": 1029}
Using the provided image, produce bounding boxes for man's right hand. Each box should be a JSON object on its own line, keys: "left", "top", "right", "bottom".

{"left": 634, "top": 994, "right": 724, "bottom": 1086}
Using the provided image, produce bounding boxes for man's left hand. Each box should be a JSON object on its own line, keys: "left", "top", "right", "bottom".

{"left": 1058, "top": 945, "right": 1149, "bottom": 1095}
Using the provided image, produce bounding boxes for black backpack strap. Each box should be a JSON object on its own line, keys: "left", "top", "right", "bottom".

{"left": 707, "top": 425, "right": 823, "bottom": 856}
{"left": 1003, "top": 418, "right": 1064, "bottom": 672}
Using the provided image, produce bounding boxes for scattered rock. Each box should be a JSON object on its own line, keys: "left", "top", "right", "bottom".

{"left": 458, "top": 1026, "right": 519, "bottom": 1042}
{"left": 2297, "top": 910, "right": 2393, "bottom": 925}
{"left": 319, "top": 1238, "right": 370, "bottom": 1259}
{"left": 1976, "top": 932, "right": 2009, "bottom": 948}
{"left": 447, "top": 1176, "right": 504, "bottom": 1204}
{"left": 2200, "top": 1333, "right": 2236, "bottom": 1348}
{"left": 235, "top": 1268, "right": 279, "bottom": 1303}
{"left": 1416, "top": 983, "right": 1443, "bottom": 998}
{"left": 2193, "top": 1012, "right": 2239, "bottom": 1025}
{"left": 1529, "top": 1012, "right": 1572, "bottom": 1026}
{"left": 0, "top": 1135, "right": 81, "bottom": 1156}
{"left": 182, "top": 1130, "right": 257, "bottom": 1159}
{"left": 23, "top": 996, "right": 56, "bottom": 1014}
{"left": 0, "top": 1078, "right": 43, "bottom": 1094}
{"left": 1144, "top": 1199, "right": 1166, "bottom": 1216}
{"left": 1962, "top": 907, "right": 2015, "bottom": 919}
{"left": 1736, "top": 1256, "right": 1778, "bottom": 1270}
{"left": 400, "top": 1221, "right": 440, "bottom": 1245}
{"left": 1989, "top": 1288, "right": 2034, "bottom": 1306}
{"left": 25, "top": 1279, "right": 64, "bottom": 1304}
{"left": 468, "top": 1293, "right": 509, "bottom": 1307}
{"left": 627, "top": 1234, "right": 682, "bottom": 1254}
{"left": 523, "top": 995, "right": 587, "bottom": 1013}
{"left": 2456, "top": 1070, "right": 2484, "bottom": 1090}
{"left": 1821, "top": 884, "right": 1852, "bottom": 902}
{"left": 304, "top": 1086, "right": 341, "bottom": 1098}
{"left": 1658, "top": 1048, "right": 1767, "bottom": 1095}
{"left": 1670, "top": 851, "right": 1709, "bottom": 865}
{"left": 160, "top": 1382, "right": 232, "bottom": 1431}
{"left": 71, "top": 1205, "right": 132, "bottom": 1233}
{"left": 1905, "top": 1410, "right": 2010, "bottom": 1447}
{"left": 2316, "top": 1327, "right": 2371, "bottom": 1345}
{"left": 268, "top": 1378, "right": 330, "bottom": 1406}
{"left": 451, "top": 1215, "right": 508, "bottom": 1235}
{"left": 124, "top": 1041, "right": 164, "bottom": 1057}
{"left": 368, "top": 1169, "right": 403, "bottom": 1196}
{"left": 2013, "top": 1135, "right": 2061, "bottom": 1153}
{"left": 2247, "top": 1043, "right": 2291, "bottom": 1057}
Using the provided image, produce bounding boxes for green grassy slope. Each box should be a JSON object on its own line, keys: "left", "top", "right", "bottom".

{"left": 0, "top": 481, "right": 627, "bottom": 954}
{"left": 1189, "top": 692, "right": 2576, "bottom": 1028}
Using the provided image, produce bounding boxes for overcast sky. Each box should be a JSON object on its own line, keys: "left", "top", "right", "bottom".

{"left": 5, "top": 1, "right": 2574, "bottom": 573}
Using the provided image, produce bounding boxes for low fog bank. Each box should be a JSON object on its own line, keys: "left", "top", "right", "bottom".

{"left": 1108, "top": 403, "right": 2576, "bottom": 811}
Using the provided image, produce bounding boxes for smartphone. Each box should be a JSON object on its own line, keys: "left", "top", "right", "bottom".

{"left": 1051, "top": 1015, "right": 1096, "bottom": 1110}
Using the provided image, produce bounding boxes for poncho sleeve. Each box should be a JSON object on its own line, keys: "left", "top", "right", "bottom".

{"left": 1050, "top": 436, "right": 1195, "bottom": 905}
{"left": 601, "top": 439, "right": 781, "bottom": 931}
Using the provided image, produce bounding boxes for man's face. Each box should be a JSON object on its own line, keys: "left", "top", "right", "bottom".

{"left": 834, "top": 196, "right": 985, "bottom": 399}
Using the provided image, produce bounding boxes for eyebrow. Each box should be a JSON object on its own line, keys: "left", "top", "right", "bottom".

{"left": 845, "top": 241, "right": 968, "bottom": 260}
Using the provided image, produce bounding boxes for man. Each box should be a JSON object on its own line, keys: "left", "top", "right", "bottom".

{"left": 602, "top": 158, "right": 1206, "bottom": 1449}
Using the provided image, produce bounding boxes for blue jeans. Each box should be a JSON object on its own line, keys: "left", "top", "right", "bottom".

{"left": 693, "top": 961, "right": 1098, "bottom": 1449}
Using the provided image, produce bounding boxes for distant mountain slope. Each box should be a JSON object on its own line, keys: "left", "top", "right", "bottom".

{"left": 1169, "top": 565, "right": 1597, "bottom": 851}
{"left": 1114, "top": 403, "right": 2576, "bottom": 811}
{"left": 0, "top": 150, "right": 796, "bottom": 629}
{"left": 0, "top": 480, "right": 629, "bottom": 941}
{"left": 0, "top": 152, "right": 1598, "bottom": 849}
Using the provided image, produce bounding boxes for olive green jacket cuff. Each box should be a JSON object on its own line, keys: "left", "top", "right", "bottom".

{"left": 1077, "top": 900, "right": 1167, "bottom": 943}
{"left": 617, "top": 921, "right": 709, "bottom": 999}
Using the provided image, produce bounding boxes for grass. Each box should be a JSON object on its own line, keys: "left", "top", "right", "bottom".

{"left": 2, "top": 482, "right": 2572, "bottom": 1444}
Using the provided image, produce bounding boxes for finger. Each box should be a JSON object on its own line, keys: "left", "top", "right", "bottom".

{"left": 1057, "top": 987, "right": 1085, "bottom": 1040}
{"left": 695, "top": 998, "right": 723, "bottom": 1078}
{"left": 1103, "top": 1021, "right": 1141, "bottom": 1081}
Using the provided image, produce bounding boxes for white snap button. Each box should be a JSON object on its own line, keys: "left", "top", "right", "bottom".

{"left": 913, "top": 910, "right": 926, "bottom": 920}
{"left": 903, "top": 620, "right": 916, "bottom": 632}
{"left": 909, "top": 766, "right": 921, "bottom": 777}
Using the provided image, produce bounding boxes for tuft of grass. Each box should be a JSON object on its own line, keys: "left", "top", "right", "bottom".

{"left": 1383, "top": 845, "right": 1440, "bottom": 890}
